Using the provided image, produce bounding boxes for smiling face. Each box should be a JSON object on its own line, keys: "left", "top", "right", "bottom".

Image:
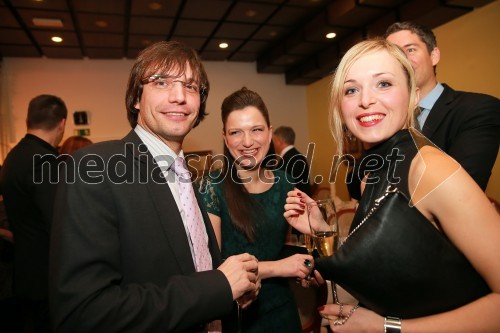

{"left": 223, "top": 106, "right": 272, "bottom": 170}
{"left": 135, "top": 64, "right": 200, "bottom": 153}
{"left": 341, "top": 49, "right": 416, "bottom": 149}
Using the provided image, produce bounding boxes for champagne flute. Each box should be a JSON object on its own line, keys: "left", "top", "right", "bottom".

{"left": 307, "top": 199, "right": 338, "bottom": 256}
{"left": 303, "top": 233, "right": 315, "bottom": 255}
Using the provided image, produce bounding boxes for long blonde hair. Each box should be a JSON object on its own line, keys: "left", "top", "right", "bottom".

{"left": 328, "top": 38, "right": 419, "bottom": 154}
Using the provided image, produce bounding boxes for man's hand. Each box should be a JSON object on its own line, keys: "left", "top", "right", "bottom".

{"left": 218, "top": 253, "right": 261, "bottom": 308}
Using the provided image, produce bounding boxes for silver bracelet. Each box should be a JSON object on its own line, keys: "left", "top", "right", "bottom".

{"left": 384, "top": 316, "right": 402, "bottom": 333}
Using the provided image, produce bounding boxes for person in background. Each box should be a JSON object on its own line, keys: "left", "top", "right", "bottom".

{"left": 0, "top": 163, "right": 15, "bottom": 332}
{"left": 58, "top": 135, "right": 93, "bottom": 156}
{"left": 384, "top": 21, "right": 499, "bottom": 190}
{"left": 49, "top": 41, "right": 260, "bottom": 333}
{"left": 273, "top": 126, "right": 312, "bottom": 197}
{"left": 0, "top": 165, "right": 12, "bottom": 243}
{"left": 284, "top": 38, "right": 500, "bottom": 332}
{"left": 0, "top": 94, "right": 67, "bottom": 332}
{"left": 199, "top": 87, "right": 313, "bottom": 333}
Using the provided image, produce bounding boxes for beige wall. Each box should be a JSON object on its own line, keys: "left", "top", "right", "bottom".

{"left": 0, "top": 59, "right": 309, "bottom": 159}
{"left": 306, "top": 0, "right": 500, "bottom": 202}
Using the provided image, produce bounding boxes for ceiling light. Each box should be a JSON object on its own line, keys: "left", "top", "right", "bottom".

{"left": 33, "top": 17, "right": 63, "bottom": 28}
{"left": 148, "top": 2, "right": 162, "bottom": 10}
{"left": 51, "top": 36, "right": 63, "bottom": 43}
{"left": 269, "top": 31, "right": 277, "bottom": 37}
{"left": 219, "top": 42, "right": 229, "bottom": 49}
{"left": 245, "top": 10, "right": 257, "bottom": 17}
{"left": 326, "top": 32, "right": 337, "bottom": 39}
{"left": 95, "top": 20, "right": 108, "bottom": 28}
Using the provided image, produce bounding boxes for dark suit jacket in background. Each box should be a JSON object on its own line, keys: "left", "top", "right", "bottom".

{"left": 0, "top": 134, "right": 59, "bottom": 300}
{"left": 420, "top": 84, "right": 500, "bottom": 190}
{"left": 50, "top": 131, "right": 233, "bottom": 332}
{"left": 280, "top": 147, "right": 312, "bottom": 196}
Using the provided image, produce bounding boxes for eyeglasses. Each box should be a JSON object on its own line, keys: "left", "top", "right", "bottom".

{"left": 142, "top": 74, "right": 207, "bottom": 102}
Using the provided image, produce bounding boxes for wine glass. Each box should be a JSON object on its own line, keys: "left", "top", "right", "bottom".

{"left": 302, "top": 232, "right": 315, "bottom": 256}
{"left": 307, "top": 199, "right": 338, "bottom": 257}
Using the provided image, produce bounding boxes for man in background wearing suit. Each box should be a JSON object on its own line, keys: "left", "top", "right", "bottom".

{"left": 273, "top": 126, "right": 312, "bottom": 197}
{"left": 385, "top": 21, "right": 500, "bottom": 191}
{"left": 50, "top": 41, "right": 260, "bottom": 332}
{"left": 0, "top": 94, "right": 67, "bottom": 332}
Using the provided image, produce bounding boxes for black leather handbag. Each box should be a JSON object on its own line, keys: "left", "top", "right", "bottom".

{"left": 315, "top": 186, "right": 490, "bottom": 318}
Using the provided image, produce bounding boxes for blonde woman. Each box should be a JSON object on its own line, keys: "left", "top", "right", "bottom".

{"left": 284, "top": 39, "right": 500, "bottom": 332}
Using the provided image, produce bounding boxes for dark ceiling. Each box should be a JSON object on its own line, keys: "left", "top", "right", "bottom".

{"left": 0, "top": 0, "right": 495, "bottom": 85}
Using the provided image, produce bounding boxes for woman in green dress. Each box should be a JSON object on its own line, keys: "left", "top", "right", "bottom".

{"left": 199, "top": 87, "right": 313, "bottom": 332}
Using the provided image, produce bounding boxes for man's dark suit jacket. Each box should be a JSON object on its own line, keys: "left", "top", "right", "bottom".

{"left": 420, "top": 84, "right": 500, "bottom": 190}
{"left": 281, "top": 147, "right": 312, "bottom": 196}
{"left": 0, "top": 134, "right": 59, "bottom": 300}
{"left": 348, "top": 84, "right": 500, "bottom": 199}
{"left": 50, "top": 131, "right": 233, "bottom": 332}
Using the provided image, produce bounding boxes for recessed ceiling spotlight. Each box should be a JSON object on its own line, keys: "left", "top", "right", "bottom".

{"left": 326, "top": 32, "right": 337, "bottom": 39}
{"left": 219, "top": 42, "right": 229, "bottom": 49}
{"left": 245, "top": 9, "right": 257, "bottom": 17}
{"left": 269, "top": 31, "right": 277, "bottom": 37}
{"left": 149, "top": 2, "right": 162, "bottom": 10}
{"left": 51, "top": 36, "right": 63, "bottom": 43}
{"left": 95, "top": 20, "right": 108, "bottom": 28}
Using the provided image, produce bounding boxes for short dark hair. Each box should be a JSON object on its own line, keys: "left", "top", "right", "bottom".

{"left": 273, "top": 126, "right": 295, "bottom": 145}
{"left": 125, "top": 41, "right": 210, "bottom": 128}
{"left": 384, "top": 21, "right": 437, "bottom": 54}
{"left": 26, "top": 94, "right": 67, "bottom": 130}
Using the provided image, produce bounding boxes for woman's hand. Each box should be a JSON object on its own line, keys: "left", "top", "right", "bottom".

{"left": 318, "top": 303, "right": 383, "bottom": 333}
{"left": 277, "top": 254, "right": 314, "bottom": 279}
{"left": 258, "top": 253, "right": 314, "bottom": 280}
{"left": 283, "top": 189, "right": 315, "bottom": 234}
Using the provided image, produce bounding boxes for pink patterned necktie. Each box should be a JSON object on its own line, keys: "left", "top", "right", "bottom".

{"left": 173, "top": 157, "right": 212, "bottom": 272}
{"left": 174, "top": 158, "right": 221, "bottom": 332}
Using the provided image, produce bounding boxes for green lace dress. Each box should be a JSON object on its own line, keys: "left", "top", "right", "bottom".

{"left": 199, "top": 169, "right": 302, "bottom": 333}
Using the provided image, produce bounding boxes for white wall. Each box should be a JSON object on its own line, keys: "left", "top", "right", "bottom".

{"left": 0, "top": 58, "right": 308, "bottom": 158}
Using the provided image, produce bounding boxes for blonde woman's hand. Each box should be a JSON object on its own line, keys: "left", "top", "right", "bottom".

{"left": 283, "top": 189, "right": 314, "bottom": 234}
{"left": 318, "top": 303, "right": 383, "bottom": 333}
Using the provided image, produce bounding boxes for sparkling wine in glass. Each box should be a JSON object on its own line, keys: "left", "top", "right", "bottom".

{"left": 307, "top": 199, "right": 338, "bottom": 256}
{"left": 303, "top": 233, "right": 315, "bottom": 255}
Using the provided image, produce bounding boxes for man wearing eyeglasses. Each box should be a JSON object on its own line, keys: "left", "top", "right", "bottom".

{"left": 50, "top": 41, "right": 261, "bottom": 333}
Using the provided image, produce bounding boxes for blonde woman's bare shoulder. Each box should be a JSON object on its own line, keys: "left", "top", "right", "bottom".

{"left": 408, "top": 145, "right": 462, "bottom": 207}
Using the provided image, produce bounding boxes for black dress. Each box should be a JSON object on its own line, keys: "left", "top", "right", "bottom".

{"left": 316, "top": 129, "right": 490, "bottom": 318}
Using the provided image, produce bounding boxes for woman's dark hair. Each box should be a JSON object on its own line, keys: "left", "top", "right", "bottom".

{"left": 220, "top": 87, "right": 275, "bottom": 242}
{"left": 59, "top": 136, "right": 93, "bottom": 155}
{"left": 125, "top": 41, "right": 210, "bottom": 128}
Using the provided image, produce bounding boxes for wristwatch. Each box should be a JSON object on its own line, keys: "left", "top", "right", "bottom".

{"left": 384, "top": 316, "right": 402, "bottom": 333}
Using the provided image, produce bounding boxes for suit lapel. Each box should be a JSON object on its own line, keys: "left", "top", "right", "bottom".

{"left": 124, "top": 131, "right": 196, "bottom": 274}
{"left": 422, "top": 84, "right": 455, "bottom": 138}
